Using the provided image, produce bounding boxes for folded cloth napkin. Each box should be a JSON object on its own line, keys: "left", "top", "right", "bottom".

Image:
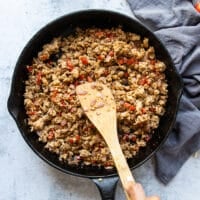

{"left": 127, "top": 0, "right": 200, "bottom": 184}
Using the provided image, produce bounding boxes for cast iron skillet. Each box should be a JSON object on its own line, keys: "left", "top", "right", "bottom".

{"left": 7, "top": 10, "right": 183, "bottom": 199}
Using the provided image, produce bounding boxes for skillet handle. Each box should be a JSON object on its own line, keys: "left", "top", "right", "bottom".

{"left": 92, "top": 177, "right": 119, "bottom": 200}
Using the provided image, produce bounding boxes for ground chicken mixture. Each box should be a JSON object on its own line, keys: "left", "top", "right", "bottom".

{"left": 24, "top": 27, "right": 168, "bottom": 169}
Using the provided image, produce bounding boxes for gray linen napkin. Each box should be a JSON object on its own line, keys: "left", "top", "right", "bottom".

{"left": 127, "top": 0, "right": 200, "bottom": 184}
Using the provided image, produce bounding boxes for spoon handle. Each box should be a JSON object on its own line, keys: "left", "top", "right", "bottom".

{"left": 106, "top": 135, "right": 135, "bottom": 200}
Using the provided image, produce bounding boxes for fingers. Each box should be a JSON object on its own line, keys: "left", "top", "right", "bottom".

{"left": 126, "top": 182, "right": 146, "bottom": 200}
{"left": 125, "top": 182, "right": 135, "bottom": 199}
{"left": 126, "top": 182, "right": 160, "bottom": 200}
{"left": 134, "top": 183, "right": 146, "bottom": 200}
{"left": 146, "top": 196, "right": 160, "bottom": 200}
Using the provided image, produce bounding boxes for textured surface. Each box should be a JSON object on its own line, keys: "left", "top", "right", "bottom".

{"left": 1, "top": 0, "right": 200, "bottom": 200}
{"left": 127, "top": 0, "right": 200, "bottom": 184}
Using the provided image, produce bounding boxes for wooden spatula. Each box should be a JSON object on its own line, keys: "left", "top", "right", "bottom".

{"left": 76, "top": 82, "right": 135, "bottom": 200}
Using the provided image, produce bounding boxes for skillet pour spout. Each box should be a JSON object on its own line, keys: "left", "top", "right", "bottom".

{"left": 7, "top": 10, "right": 183, "bottom": 200}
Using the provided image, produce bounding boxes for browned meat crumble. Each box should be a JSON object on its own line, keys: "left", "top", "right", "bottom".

{"left": 24, "top": 27, "right": 168, "bottom": 169}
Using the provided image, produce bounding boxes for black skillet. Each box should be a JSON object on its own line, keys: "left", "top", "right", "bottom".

{"left": 7, "top": 10, "right": 183, "bottom": 200}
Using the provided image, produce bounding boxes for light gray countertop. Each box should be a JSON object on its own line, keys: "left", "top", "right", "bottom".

{"left": 1, "top": 0, "right": 200, "bottom": 200}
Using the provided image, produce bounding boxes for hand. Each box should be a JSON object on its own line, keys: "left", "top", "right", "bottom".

{"left": 126, "top": 182, "right": 160, "bottom": 200}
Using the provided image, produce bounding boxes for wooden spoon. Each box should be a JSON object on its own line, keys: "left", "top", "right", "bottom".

{"left": 76, "top": 82, "right": 135, "bottom": 200}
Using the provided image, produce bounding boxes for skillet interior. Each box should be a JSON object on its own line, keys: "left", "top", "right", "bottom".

{"left": 7, "top": 10, "right": 183, "bottom": 178}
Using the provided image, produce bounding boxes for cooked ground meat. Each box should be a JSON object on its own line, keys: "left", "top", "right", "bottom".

{"left": 24, "top": 27, "right": 168, "bottom": 169}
